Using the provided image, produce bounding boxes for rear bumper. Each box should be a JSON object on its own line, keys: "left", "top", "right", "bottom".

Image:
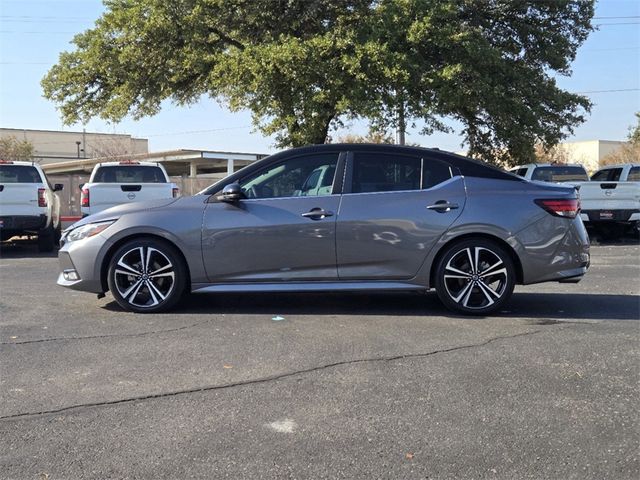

{"left": 580, "top": 209, "right": 640, "bottom": 224}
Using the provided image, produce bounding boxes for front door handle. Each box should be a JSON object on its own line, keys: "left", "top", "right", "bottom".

{"left": 427, "top": 201, "right": 459, "bottom": 213}
{"left": 301, "top": 208, "right": 334, "bottom": 220}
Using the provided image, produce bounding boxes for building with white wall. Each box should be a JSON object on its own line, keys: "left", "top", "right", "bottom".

{"left": 558, "top": 140, "right": 626, "bottom": 173}
{"left": 0, "top": 127, "right": 148, "bottom": 164}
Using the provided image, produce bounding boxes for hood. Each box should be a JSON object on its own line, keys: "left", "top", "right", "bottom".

{"left": 68, "top": 197, "right": 182, "bottom": 230}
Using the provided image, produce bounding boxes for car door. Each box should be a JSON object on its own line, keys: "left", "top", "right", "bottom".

{"left": 336, "top": 150, "right": 466, "bottom": 280}
{"left": 201, "top": 152, "right": 343, "bottom": 282}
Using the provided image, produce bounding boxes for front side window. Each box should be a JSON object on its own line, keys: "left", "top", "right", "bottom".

{"left": 239, "top": 153, "right": 339, "bottom": 199}
{"left": 350, "top": 153, "right": 451, "bottom": 193}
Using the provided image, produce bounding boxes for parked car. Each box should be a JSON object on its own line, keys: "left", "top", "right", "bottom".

{"left": 81, "top": 160, "right": 179, "bottom": 217}
{"left": 0, "top": 160, "right": 63, "bottom": 252}
{"left": 509, "top": 163, "right": 589, "bottom": 183}
{"left": 578, "top": 163, "right": 640, "bottom": 237}
{"left": 57, "top": 144, "right": 590, "bottom": 315}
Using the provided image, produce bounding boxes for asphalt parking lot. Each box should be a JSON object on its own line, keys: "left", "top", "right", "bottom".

{"left": 1, "top": 237, "right": 638, "bottom": 479}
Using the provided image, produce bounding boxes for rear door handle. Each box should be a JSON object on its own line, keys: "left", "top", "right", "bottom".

{"left": 427, "top": 201, "right": 459, "bottom": 212}
{"left": 301, "top": 208, "right": 334, "bottom": 220}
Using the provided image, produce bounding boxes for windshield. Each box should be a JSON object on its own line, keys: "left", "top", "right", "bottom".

{"left": 93, "top": 166, "right": 166, "bottom": 183}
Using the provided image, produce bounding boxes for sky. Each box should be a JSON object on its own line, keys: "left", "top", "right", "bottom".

{"left": 0, "top": 0, "right": 639, "bottom": 156}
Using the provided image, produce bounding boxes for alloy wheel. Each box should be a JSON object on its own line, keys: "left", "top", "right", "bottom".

{"left": 113, "top": 246, "right": 176, "bottom": 309}
{"left": 442, "top": 246, "right": 509, "bottom": 310}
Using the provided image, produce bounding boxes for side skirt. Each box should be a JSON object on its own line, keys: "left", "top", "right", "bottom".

{"left": 191, "top": 281, "right": 427, "bottom": 294}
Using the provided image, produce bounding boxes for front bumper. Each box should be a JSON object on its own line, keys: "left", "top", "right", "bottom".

{"left": 57, "top": 234, "right": 112, "bottom": 294}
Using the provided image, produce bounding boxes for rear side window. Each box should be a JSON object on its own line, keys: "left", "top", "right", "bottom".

{"left": 93, "top": 166, "right": 166, "bottom": 183}
{"left": 351, "top": 153, "right": 451, "bottom": 193}
{"left": 591, "top": 168, "right": 622, "bottom": 182}
{"left": 531, "top": 166, "right": 588, "bottom": 182}
{"left": 628, "top": 167, "right": 640, "bottom": 181}
{"left": 0, "top": 165, "right": 41, "bottom": 183}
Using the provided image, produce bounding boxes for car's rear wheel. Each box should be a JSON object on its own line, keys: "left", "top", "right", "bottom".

{"left": 434, "top": 238, "right": 515, "bottom": 315}
{"left": 107, "top": 238, "right": 186, "bottom": 313}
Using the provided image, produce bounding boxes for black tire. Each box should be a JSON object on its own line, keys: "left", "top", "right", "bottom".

{"left": 37, "top": 225, "right": 56, "bottom": 252}
{"left": 434, "top": 238, "right": 515, "bottom": 315}
{"left": 53, "top": 223, "right": 62, "bottom": 246}
{"left": 107, "top": 238, "right": 187, "bottom": 313}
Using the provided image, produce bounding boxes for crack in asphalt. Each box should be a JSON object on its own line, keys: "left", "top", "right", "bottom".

{"left": 0, "top": 329, "right": 542, "bottom": 421}
{"left": 0, "top": 320, "right": 216, "bottom": 345}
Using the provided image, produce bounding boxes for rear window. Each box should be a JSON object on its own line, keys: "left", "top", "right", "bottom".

{"left": 531, "top": 166, "right": 588, "bottom": 182}
{"left": 93, "top": 166, "right": 166, "bottom": 183}
{"left": 0, "top": 165, "right": 41, "bottom": 183}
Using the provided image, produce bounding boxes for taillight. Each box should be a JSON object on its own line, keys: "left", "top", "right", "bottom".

{"left": 172, "top": 187, "right": 180, "bottom": 198}
{"left": 38, "top": 188, "right": 47, "bottom": 207}
{"left": 535, "top": 198, "right": 580, "bottom": 218}
{"left": 81, "top": 188, "right": 90, "bottom": 207}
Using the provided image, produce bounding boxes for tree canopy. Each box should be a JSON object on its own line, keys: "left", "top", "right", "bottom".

{"left": 0, "top": 135, "right": 35, "bottom": 161}
{"left": 42, "top": 0, "right": 595, "bottom": 165}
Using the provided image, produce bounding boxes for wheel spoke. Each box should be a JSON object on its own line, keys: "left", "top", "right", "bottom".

{"left": 115, "top": 268, "right": 139, "bottom": 278}
{"left": 444, "top": 274, "right": 471, "bottom": 280}
{"left": 483, "top": 267, "right": 507, "bottom": 279}
{"left": 445, "top": 264, "right": 472, "bottom": 277}
{"left": 149, "top": 263, "right": 172, "bottom": 276}
{"left": 474, "top": 247, "right": 481, "bottom": 275}
{"left": 452, "top": 282, "right": 473, "bottom": 304}
{"left": 149, "top": 271, "right": 175, "bottom": 279}
{"left": 465, "top": 248, "right": 476, "bottom": 274}
{"left": 117, "top": 259, "right": 141, "bottom": 275}
{"left": 138, "top": 247, "right": 145, "bottom": 272}
{"left": 480, "top": 260, "right": 504, "bottom": 276}
{"left": 145, "top": 247, "right": 154, "bottom": 273}
{"left": 145, "top": 282, "right": 161, "bottom": 306}
{"left": 147, "top": 280, "right": 167, "bottom": 302}
{"left": 461, "top": 284, "right": 475, "bottom": 307}
{"left": 476, "top": 281, "right": 497, "bottom": 305}
{"left": 122, "top": 279, "right": 144, "bottom": 301}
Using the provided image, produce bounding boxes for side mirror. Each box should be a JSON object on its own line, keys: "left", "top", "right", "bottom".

{"left": 79, "top": 183, "right": 85, "bottom": 191}
{"left": 217, "top": 183, "right": 243, "bottom": 202}
{"left": 53, "top": 183, "right": 64, "bottom": 192}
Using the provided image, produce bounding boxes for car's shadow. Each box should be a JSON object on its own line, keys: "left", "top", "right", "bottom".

{"left": 0, "top": 239, "right": 58, "bottom": 258}
{"left": 102, "top": 291, "right": 639, "bottom": 321}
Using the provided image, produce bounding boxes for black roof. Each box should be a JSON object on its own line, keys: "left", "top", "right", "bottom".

{"left": 203, "top": 143, "right": 519, "bottom": 195}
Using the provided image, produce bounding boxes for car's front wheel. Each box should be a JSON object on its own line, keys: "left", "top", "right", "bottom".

{"left": 434, "top": 238, "right": 515, "bottom": 315}
{"left": 107, "top": 238, "right": 186, "bottom": 313}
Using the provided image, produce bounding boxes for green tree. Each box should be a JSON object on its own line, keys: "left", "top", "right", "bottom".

{"left": 0, "top": 135, "right": 35, "bottom": 161}
{"left": 628, "top": 112, "right": 640, "bottom": 145}
{"left": 42, "top": 0, "right": 594, "bottom": 165}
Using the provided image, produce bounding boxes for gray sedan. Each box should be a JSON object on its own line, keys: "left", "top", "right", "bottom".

{"left": 57, "top": 144, "right": 590, "bottom": 315}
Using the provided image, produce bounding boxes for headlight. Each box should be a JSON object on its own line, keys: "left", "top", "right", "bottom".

{"left": 63, "top": 221, "right": 116, "bottom": 243}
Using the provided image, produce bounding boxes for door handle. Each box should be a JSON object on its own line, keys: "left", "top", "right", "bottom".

{"left": 301, "top": 208, "right": 334, "bottom": 220}
{"left": 427, "top": 201, "right": 459, "bottom": 213}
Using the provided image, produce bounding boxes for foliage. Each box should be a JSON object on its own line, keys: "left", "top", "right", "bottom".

{"left": 600, "top": 143, "right": 640, "bottom": 166}
{"left": 336, "top": 130, "right": 395, "bottom": 144}
{"left": 627, "top": 112, "right": 640, "bottom": 146}
{"left": 534, "top": 144, "right": 570, "bottom": 164}
{"left": 42, "top": 0, "right": 595, "bottom": 165}
{"left": 599, "top": 114, "right": 640, "bottom": 166}
{"left": 0, "top": 135, "right": 35, "bottom": 161}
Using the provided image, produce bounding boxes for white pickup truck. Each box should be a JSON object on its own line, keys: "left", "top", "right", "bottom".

{"left": 81, "top": 161, "right": 179, "bottom": 217}
{"left": 0, "top": 160, "right": 63, "bottom": 251}
{"left": 578, "top": 163, "right": 640, "bottom": 237}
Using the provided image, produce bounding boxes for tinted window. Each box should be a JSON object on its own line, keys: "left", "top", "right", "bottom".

{"left": 591, "top": 168, "right": 622, "bottom": 182}
{"left": 239, "top": 153, "right": 338, "bottom": 199}
{"left": 351, "top": 153, "right": 451, "bottom": 193}
{"left": 531, "top": 166, "right": 588, "bottom": 182}
{"left": 0, "top": 165, "right": 41, "bottom": 183}
{"left": 517, "top": 168, "right": 528, "bottom": 177}
{"left": 628, "top": 167, "right": 640, "bottom": 181}
{"left": 94, "top": 166, "right": 166, "bottom": 183}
